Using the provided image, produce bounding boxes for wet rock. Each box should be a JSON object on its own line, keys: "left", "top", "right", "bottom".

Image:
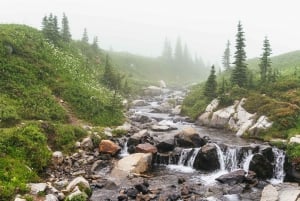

{"left": 117, "top": 194, "right": 128, "bottom": 201}
{"left": 181, "top": 184, "right": 190, "bottom": 196}
{"left": 127, "top": 187, "right": 139, "bottom": 198}
{"left": 260, "top": 184, "right": 278, "bottom": 201}
{"left": 52, "top": 151, "right": 64, "bottom": 166}
{"left": 249, "top": 154, "right": 273, "bottom": 179}
{"left": 131, "top": 115, "right": 153, "bottom": 124}
{"left": 127, "top": 129, "right": 148, "bottom": 147}
{"left": 215, "top": 170, "right": 246, "bottom": 185}
{"left": 152, "top": 102, "right": 173, "bottom": 113}
{"left": 171, "top": 105, "right": 181, "bottom": 115}
{"left": 99, "top": 140, "right": 121, "bottom": 155}
{"left": 136, "top": 143, "right": 158, "bottom": 154}
{"left": 260, "top": 146, "right": 274, "bottom": 163}
{"left": 178, "top": 177, "right": 186, "bottom": 184}
{"left": 175, "top": 127, "right": 206, "bottom": 148}
{"left": 135, "top": 183, "right": 149, "bottom": 194}
{"left": 193, "top": 143, "right": 220, "bottom": 171}
{"left": 156, "top": 137, "right": 175, "bottom": 152}
{"left": 111, "top": 153, "right": 152, "bottom": 179}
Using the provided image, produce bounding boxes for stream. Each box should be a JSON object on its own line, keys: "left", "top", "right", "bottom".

{"left": 90, "top": 88, "right": 286, "bottom": 201}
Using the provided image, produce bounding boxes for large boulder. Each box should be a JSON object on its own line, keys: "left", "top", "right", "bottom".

{"left": 111, "top": 153, "right": 152, "bottom": 179}
{"left": 65, "top": 176, "right": 90, "bottom": 193}
{"left": 156, "top": 137, "right": 175, "bottom": 152}
{"left": 210, "top": 105, "right": 236, "bottom": 128}
{"left": 99, "top": 140, "right": 121, "bottom": 155}
{"left": 152, "top": 102, "right": 173, "bottom": 113}
{"left": 260, "top": 184, "right": 278, "bottom": 201}
{"left": 127, "top": 129, "right": 148, "bottom": 147}
{"left": 136, "top": 143, "right": 157, "bottom": 154}
{"left": 144, "top": 86, "right": 162, "bottom": 96}
{"left": 151, "top": 124, "right": 172, "bottom": 132}
{"left": 215, "top": 170, "right": 246, "bottom": 185}
{"left": 193, "top": 143, "right": 220, "bottom": 171}
{"left": 249, "top": 153, "right": 273, "bottom": 179}
{"left": 289, "top": 135, "right": 300, "bottom": 144}
{"left": 205, "top": 98, "right": 219, "bottom": 113}
{"left": 175, "top": 127, "right": 206, "bottom": 148}
{"left": 28, "top": 183, "right": 47, "bottom": 195}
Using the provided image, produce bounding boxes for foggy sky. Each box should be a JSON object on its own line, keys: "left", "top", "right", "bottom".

{"left": 1, "top": 0, "right": 299, "bottom": 66}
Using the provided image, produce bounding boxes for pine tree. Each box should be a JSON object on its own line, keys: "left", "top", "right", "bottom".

{"left": 82, "top": 28, "right": 89, "bottom": 43}
{"left": 222, "top": 40, "right": 231, "bottom": 70}
{"left": 61, "top": 13, "right": 71, "bottom": 42}
{"left": 204, "top": 65, "right": 217, "bottom": 99}
{"left": 259, "top": 36, "right": 272, "bottom": 83}
{"left": 41, "top": 13, "right": 61, "bottom": 44}
{"left": 231, "top": 21, "right": 247, "bottom": 87}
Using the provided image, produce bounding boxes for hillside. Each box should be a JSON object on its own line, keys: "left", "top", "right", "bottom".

{"left": 0, "top": 24, "right": 124, "bottom": 200}
{"left": 109, "top": 51, "right": 210, "bottom": 87}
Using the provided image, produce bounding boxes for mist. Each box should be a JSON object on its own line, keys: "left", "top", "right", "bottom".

{"left": 1, "top": 0, "right": 300, "bottom": 65}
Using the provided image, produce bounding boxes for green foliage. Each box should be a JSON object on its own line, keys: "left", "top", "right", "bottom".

{"left": 42, "top": 13, "right": 61, "bottom": 44}
{"left": 61, "top": 13, "right": 72, "bottom": 42}
{"left": 66, "top": 192, "right": 88, "bottom": 201}
{"left": 259, "top": 36, "right": 272, "bottom": 83}
{"left": 287, "top": 143, "right": 300, "bottom": 161}
{"left": 0, "top": 95, "right": 20, "bottom": 127}
{"left": 112, "top": 129, "right": 128, "bottom": 137}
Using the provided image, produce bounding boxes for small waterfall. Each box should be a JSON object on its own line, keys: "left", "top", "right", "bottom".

{"left": 187, "top": 148, "right": 201, "bottom": 167}
{"left": 214, "top": 143, "right": 225, "bottom": 170}
{"left": 242, "top": 151, "right": 254, "bottom": 173}
{"left": 178, "top": 148, "right": 192, "bottom": 165}
{"left": 119, "top": 141, "right": 129, "bottom": 157}
{"left": 224, "top": 147, "right": 239, "bottom": 171}
{"left": 269, "top": 147, "right": 286, "bottom": 184}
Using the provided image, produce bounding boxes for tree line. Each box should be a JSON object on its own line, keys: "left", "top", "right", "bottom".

{"left": 204, "top": 21, "right": 278, "bottom": 100}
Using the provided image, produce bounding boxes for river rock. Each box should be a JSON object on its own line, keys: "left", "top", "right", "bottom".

{"left": 260, "top": 184, "right": 278, "bottom": 201}
{"left": 132, "top": 100, "right": 148, "bottom": 107}
{"left": 45, "top": 194, "right": 58, "bottom": 201}
{"left": 29, "top": 183, "right": 47, "bottom": 195}
{"left": 215, "top": 170, "right": 246, "bottom": 185}
{"left": 249, "top": 153, "right": 273, "bottom": 179}
{"left": 14, "top": 198, "right": 26, "bottom": 201}
{"left": 175, "top": 127, "right": 206, "bottom": 148}
{"left": 52, "top": 151, "right": 64, "bottom": 166}
{"left": 65, "top": 176, "right": 90, "bottom": 192}
{"left": 151, "top": 125, "right": 172, "bottom": 132}
{"left": 111, "top": 153, "right": 152, "bottom": 178}
{"left": 159, "top": 80, "right": 166, "bottom": 88}
{"left": 279, "top": 188, "right": 300, "bottom": 201}
{"left": 205, "top": 98, "right": 219, "bottom": 113}
{"left": 156, "top": 137, "right": 175, "bottom": 152}
{"left": 136, "top": 143, "right": 157, "bottom": 154}
{"left": 116, "top": 122, "right": 131, "bottom": 132}
{"left": 289, "top": 135, "right": 300, "bottom": 144}
{"left": 153, "top": 102, "right": 173, "bottom": 113}
{"left": 99, "top": 140, "right": 121, "bottom": 155}
{"left": 171, "top": 105, "right": 181, "bottom": 115}
{"left": 144, "top": 86, "right": 162, "bottom": 96}
{"left": 197, "top": 112, "right": 212, "bottom": 126}
{"left": 81, "top": 137, "right": 93, "bottom": 150}
{"left": 260, "top": 145, "right": 274, "bottom": 163}
{"left": 127, "top": 129, "right": 148, "bottom": 147}
{"left": 193, "top": 143, "right": 220, "bottom": 171}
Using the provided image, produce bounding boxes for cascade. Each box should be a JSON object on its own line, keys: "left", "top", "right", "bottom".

{"left": 214, "top": 143, "right": 225, "bottom": 170}
{"left": 269, "top": 147, "right": 286, "bottom": 184}
{"left": 224, "top": 147, "right": 239, "bottom": 171}
{"left": 242, "top": 150, "right": 254, "bottom": 173}
{"left": 119, "top": 141, "right": 129, "bottom": 157}
{"left": 187, "top": 148, "right": 201, "bottom": 167}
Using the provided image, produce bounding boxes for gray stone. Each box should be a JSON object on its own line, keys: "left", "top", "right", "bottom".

{"left": 260, "top": 184, "right": 278, "bottom": 201}
{"left": 29, "top": 183, "right": 47, "bottom": 195}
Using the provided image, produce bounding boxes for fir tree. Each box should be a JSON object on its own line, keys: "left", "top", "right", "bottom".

{"left": 259, "top": 36, "right": 272, "bottom": 83}
{"left": 92, "top": 36, "right": 99, "bottom": 51}
{"left": 41, "top": 13, "right": 61, "bottom": 44}
{"left": 222, "top": 40, "right": 231, "bottom": 70}
{"left": 204, "top": 65, "right": 217, "bottom": 99}
{"left": 231, "top": 21, "right": 247, "bottom": 87}
{"left": 174, "top": 37, "right": 183, "bottom": 64}
{"left": 61, "top": 13, "right": 71, "bottom": 42}
{"left": 82, "top": 28, "right": 89, "bottom": 43}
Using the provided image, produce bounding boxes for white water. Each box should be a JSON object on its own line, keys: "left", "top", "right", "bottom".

{"left": 214, "top": 143, "right": 225, "bottom": 170}
{"left": 187, "top": 148, "right": 201, "bottom": 167}
{"left": 119, "top": 141, "right": 129, "bottom": 157}
{"left": 242, "top": 151, "right": 254, "bottom": 173}
{"left": 224, "top": 147, "right": 239, "bottom": 171}
{"left": 268, "top": 147, "right": 286, "bottom": 184}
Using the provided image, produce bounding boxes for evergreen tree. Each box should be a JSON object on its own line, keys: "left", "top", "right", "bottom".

{"left": 231, "top": 21, "right": 247, "bottom": 87}
{"left": 204, "top": 65, "right": 217, "bottom": 99}
{"left": 222, "top": 40, "right": 231, "bottom": 70}
{"left": 61, "top": 13, "right": 71, "bottom": 42}
{"left": 82, "top": 28, "right": 89, "bottom": 43}
{"left": 259, "top": 36, "right": 272, "bottom": 82}
{"left": 161, "top": 37, "right": 172, "bottom": 60}
{"left": 41, "top": 13, "right": 61, "bottom": 44}
{"left": 183, "top": 43, "right": 191, "bottom": 65}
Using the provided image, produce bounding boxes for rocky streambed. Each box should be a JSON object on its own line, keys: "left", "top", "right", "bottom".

{"left": 22, "top": 88, "right": 300, "bottom": 201}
